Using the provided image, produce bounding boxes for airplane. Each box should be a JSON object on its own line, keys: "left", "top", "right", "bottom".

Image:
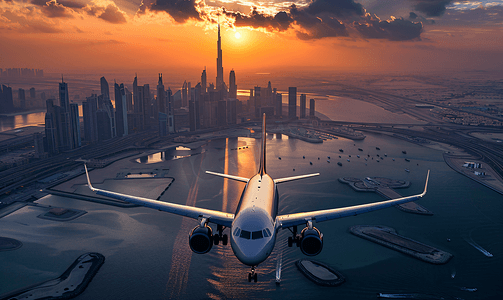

{"left": 85, "top": 113, "right": 429, "bottom": 282}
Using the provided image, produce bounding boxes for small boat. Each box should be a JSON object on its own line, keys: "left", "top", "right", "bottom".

{"left": 384, "top": 154, "right": 387, "bottom": 157}
{"left": 405, "top": 169, "right": 410, "bottom": 172}
{"left": 337, "top": 162, "right": 342, "bottom": 166}
{"left": 278, "top": 157, "right": 281, "bottom": 160}
{"left": 327, "top": 160, "right": 330, "bottom": 163}
{"left": 376, "top": 147, "right": 380, "bottom": 150}
{"left": 339, "top": 156, "right": 341, "bottom": 158}
{"left": 339, "top": 149, "right": 343, "bottom": 152}
{"left": 327, "top": 156, "right": 330, "bottom": 159}
{"left": 293, "top": 168, "right": 295, "bottom": 171}
{"left": 376, "top": 160, "right": 380, "bottom": 162}
{"left": 303, "top": 156, "right": 305, "bottom": 159}
{"left": 376, "top": 154, "right": 380, "bottom": 157}
{"left": 357, "top": 155, "right": 360, "bottom": 158}
{"left": 458, "top": 286, "right": 477, "bottom": 292}
{"left": 318, "top": 157, "right": 320, "bottom": 160}
{"left": 392, "top": 158, "right": 395, "bottom": 161}
{"left": 349, "top": 155, "right": 351, "bottom": 158}
{"left": 402, "top": 150, "right": 407, "bottom": 154}
{"left": 405, "top": 158, "right": 410, "bottom": 162}
{"left": 364, "top": 158, "right": 367, "bottom": 161}
{"left": 347, "top": 159, "right": 350, "bottom": 162}
{"left": 310, "top": 162, "right": 313, "bottom": 165}
{"left": 358, "top": 148, "right": 363, "bottom": 151}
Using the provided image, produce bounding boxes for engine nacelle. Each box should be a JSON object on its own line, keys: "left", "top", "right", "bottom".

{"left": 189, "top": 225, "right": 213, "bottom": 254}
{"left": 299, "top": 226, "right": 323, "bottom": 256}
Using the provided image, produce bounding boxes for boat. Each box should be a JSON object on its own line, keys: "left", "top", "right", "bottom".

{"left": 349, "top": 155, "right": 351, "bottom": 157}
{"left": 376, "top": 160, "right": 380, "bottom": 162}
{"left": 339, "top": 149, "right": 343, "bottom": 152}
{"left": 339, "top": 155, "right": 341, "bottom": 158}
{"left": 364, "top": 158, "right": 367, "bottom": 161}
{"left": 384, "top": 153, "right": 387, "bottom": 157}
{"left": 327, "top": 160, "right": 330, "bottom": 163}
{"left": 278, "top": 157, "right": 281, "bottom": 160}
{"left": 357, "top": 155, "right": 360, "bottom": 158}
{"left": 405, "top": 169, "right": 410, "bottom": 172}
{"left": 405, "top": 158, "right": 410, "bottom": 162}
{"left": 402, "top": 150, "right": 407, "bottom": 154}
{"left": 347, "top": 159, "right": 350, "bottom": 162}
{"left": 358, "top": 148, "right": 363, "bottom": 151}
{"left": 337, "top": 162, "right": 342, "bottom": 166}
{"left": 327, "top": 156, "right": 331, "bottom": 159}
{"left": 303, "top": 156, "right": 305, "bottom": 159}
{"left": 310, "top": 162, "right": 313, "bottom": 165}
{"left": 376, "top": 147, "right": 380, "bottom": 150}
{"left": 392, "top": 158, "right": 395, "bottom": 161}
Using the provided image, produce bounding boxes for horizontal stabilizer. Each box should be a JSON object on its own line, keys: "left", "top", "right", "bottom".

{"left": 274, "top": 173, "right": 320, "bottom": 184}
{"left": 205, "top": 171, "right": 249, "bottom": 183}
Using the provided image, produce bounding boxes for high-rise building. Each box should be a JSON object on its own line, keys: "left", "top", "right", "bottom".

{"left": 143, "top": 83, "right": 150, "bottom": 129}
{"left": 157, "top": 74, "right": 165, "bottom": 114}
{"left": 229, "top": 70, "right": 237, "bottom": 99}
{"left": 300, "top": 94, "right": 306, "bottom": 119}
{"left": 132, "top": 73, "right": 138, "bottom": 112}
{"left": 100, "top": 76, "right": 110, "bottom": 101}
{"left": 44, "top": 99, "right": 59, "bottom": 154}
{"left": 83, "top": 94, "right": 98, "bottom": 143}
{"left": 115, "top": 82, "right": 128, "bottom": 137}
{"left": 58, "top": 77, "right": 73, "bottom": 151}
{"left": 0, "top": 85, "right": 14, "bottom": 113}
{"left": 276, "top": 93, "right": 282, "bottom": 117}
{"left": 254, "top": 86, "right": 261, "bottom": 118}
{"left": 29, "top": 87, "right": 36, "bottom": 98}
{"left": 166, "top": 88, "right": 175, "bottom": 133}
{"left": 201, "top": 68, "right": 207, "bottom": 94}
{"left": 18, "top": 88, "right": 26, "bottom": 109}
{"left": 182, "top": 81, "right": 188, "bottom": 107}
{"left": 310, "top": 98, "right": 315, "bottom": 118}
{"left": 96, "top": 110, "right": 112, "bottom": 141}
{"left": 288, "top": 87, "right": 297, "bottom": 119}
{"left": 216, "top": 24, "right": 224, "bottom": 90}
{"left": 69, "top": 103, "right": 81, "bottom": 148}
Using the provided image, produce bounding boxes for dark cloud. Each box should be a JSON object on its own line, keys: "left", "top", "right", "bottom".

{"left": 412, "top": 0, "right": 453, "bottom": 17}
{"left": 290, "top": 5, "right": 348, "bottom": 39}
{"left": 409, "top": 12, "right": 418, "bottom": 19}
{"left": 30, "top": 0, "right": 77, "bottom": 18}
{"left": 225, "top": 8, "right": 292, "bottom": 31}
{"left": 356, "top": 16, "right": 423, "bottom": 41}
{"left": 304, "top": 0, "right": 365, "bottom": 17}
{"left": 97, "top": 4, "right": 127, "bottom": 24}
{"left": 142, "top": 0, "right": 202, "bottom": 23}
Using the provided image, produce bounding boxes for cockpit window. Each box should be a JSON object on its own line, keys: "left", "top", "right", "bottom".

{"left": 252, "top": 230, "right": 263, "bottom": 240}
{"left": 233, "top": 227, "right": 241, "bottom": 237}
{"left": 240, "top": 230, "right": 251, "bottom": 239}
{"left": 263, "top": 228, "right": 271, "bottom": 237}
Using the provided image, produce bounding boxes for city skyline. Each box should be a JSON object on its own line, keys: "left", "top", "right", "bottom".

{"left": 0, "top": 1, "right": 502, "bottom": 74}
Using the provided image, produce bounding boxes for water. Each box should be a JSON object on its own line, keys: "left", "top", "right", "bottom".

{"left": 0, "top": 133, "right": 502, "bottom": 299}
{"left": 0, "top": 111, "right": 45, "bottom": 132}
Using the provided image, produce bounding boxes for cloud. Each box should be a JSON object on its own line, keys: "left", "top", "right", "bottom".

{"left": 412, "top": 0, "right": 453, "bottom": 17}
{"left": 225, "top": 8, "right": 292, "bottom": 31}
{"left": 96, "top": 4, "right": 127, "bottom": 23}
{"left": 356, "top": 16, "right": 423, "bottom": 41}
{"left": 30, "top": 0, "right": 74, "bottom": 18}
{"left": 138, "top": 0, "right": 202, "bottom": 23}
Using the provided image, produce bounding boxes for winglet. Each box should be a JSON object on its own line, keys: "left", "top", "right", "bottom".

{"left": 84, "top": 164, "right": 95, "bottom": 191}
{"left": 421, "top": 169, "right": 430, "bottom": 197}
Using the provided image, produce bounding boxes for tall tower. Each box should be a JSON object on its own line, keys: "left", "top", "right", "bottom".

{"left": 201, "top": 68, "right": 207, "bottom": 94}
{"left": 157, "top": 73, "right": 165, "bottom": 114}
{"left": 229, "top": 69, "right": 237, "bottom": 99}
{"left": 216, "top": 24, "right": 224, "bottom": 90}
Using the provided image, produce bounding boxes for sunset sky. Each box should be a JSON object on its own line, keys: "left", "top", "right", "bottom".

{"left": 1, "top": 0, "right": 502, "bottom": 75}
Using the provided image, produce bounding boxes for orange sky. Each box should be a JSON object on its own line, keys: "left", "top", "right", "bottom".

{"left": 1, "top": 0, "right": 502, "bottom": 76}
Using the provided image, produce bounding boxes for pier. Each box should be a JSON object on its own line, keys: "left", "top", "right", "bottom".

{"left": 338, "top": 177, "right": 433, "bottom": 215}
{"left": 350, "top": 226, "right": 452, "bottom": 264}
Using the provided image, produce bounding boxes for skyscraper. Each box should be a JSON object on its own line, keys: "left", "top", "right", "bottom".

{"left": 115, "top": 82, "right": 128, "bottom": 137}
{"left": 216, "top": 24, "right": 224, "bottom": 90}
{"left": 201, "top": 68, "right": 207, "bottom": 94}
{"left": 0, "top": 85, "right": 14, "bottom": 113}
{"left": 157, "top": 74, "right": 165, "bottom": 114}
{"left": 100, "top": 76, "right": 110, "bottom": 101}
{"left": 288, "top": 87, "right": 297, "bottom": 119}
{"left": 310, "top": 98, "right": 315, "bottom": 118}
{"left": 275, "top": 93, "right": 282, "bottom": 117}
{"left": 58, "top": 77, "right": 73, "bottom": 151}
{"left": 18, "top": 88, "right": 26, "bottom": 109}
{"left": 300, "top": 94, "right": 306, "bottom": 119}
{"left": 229, "top": 70, "right": 237, "bottom": 99}
{"left": 69, "top": 103, "right": 81, "bottom": 148}
{"left": 83, "top": 94, "right": 98, "bottom": 143}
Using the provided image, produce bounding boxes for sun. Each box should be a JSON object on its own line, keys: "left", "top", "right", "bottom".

{"left": 235, "top": 32, "right": 241, "bottom": 39}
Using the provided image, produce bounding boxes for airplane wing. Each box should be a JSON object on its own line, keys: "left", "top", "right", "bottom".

{"left": 85, "top": 165, "right": 234, "bottom": 227}
{"left": 205, "top": 171, "right": 249, "bottom": 183}
{"left": 276, "top": 170, "right": 429, "bottom": 229}
{"left": 274, "top": 173, "right": 320, "bottom": 184}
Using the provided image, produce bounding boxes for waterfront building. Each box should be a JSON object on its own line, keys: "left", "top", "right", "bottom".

{"left": 58, "top": 78, "right": 73, "bottom": 151}
{"left": 288, "top": 87, "right": 297, "bottom": 119}
{"left": 167, "top": 88, "right": 175, "bottom": 133}
{"left": 29, "top": 87, "right": 36, "bottom": 98}
{"left": 1, "top": 85, "right": 14, "bottom": 113}
{"left": 310, "top": 99, "right": 315, "bottom": 118}
{"left": 96, "top": 110, "right": 112, "bottom": 141}
{"left": 157, "top": 73, "right": 165, "bottom": 115}
{"left": 300, "top": 94, "right": 306, "bottom": 119}
{"left": 227, "top": 98, "right": 237, "bottom": 124}
{"left": 100, "top": 76, "right": 110, "bottom": 101}
{"left": 229, "top": 70, "right": 237, "bottom": 99}
{"left": 182, "top": 81, "right": 188, "bottom": 107}
{"left": 276, "top": 93, "right": 282, "bottom": 117}
{"left": 18, "top": 88, "right": 26, "bottom": 109}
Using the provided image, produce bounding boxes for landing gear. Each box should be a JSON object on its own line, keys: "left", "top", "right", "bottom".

{"left": 248, "top": 266, "right": 258, "bottom": 282}
{"left": 287, "top": 226, "right": 301, "bottom": 247}
{"left": 213, "top": 225, "right": 228, "bottom": 246}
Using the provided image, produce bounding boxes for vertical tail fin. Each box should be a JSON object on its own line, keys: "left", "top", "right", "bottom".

{"left": 258, "top": 113, "right": 266, "bottom": 176}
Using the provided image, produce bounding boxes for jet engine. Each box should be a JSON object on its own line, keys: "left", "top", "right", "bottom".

{"left": 299, "top": 225, "right": 323, "bottom": 256}
{"left": 189, "top": 224, "right": 213, "bottom": 254}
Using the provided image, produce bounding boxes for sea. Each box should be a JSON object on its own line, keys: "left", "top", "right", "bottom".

{"left": 0, "top": 98, "right": 502, "bottom": 300}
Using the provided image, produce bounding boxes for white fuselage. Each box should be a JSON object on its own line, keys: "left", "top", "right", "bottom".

{"left": 230, "top": 174, "right": 278, "bottom": 266}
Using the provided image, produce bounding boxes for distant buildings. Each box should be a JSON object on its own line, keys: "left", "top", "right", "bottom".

{"left": 229, "top": 70, "right": 237, "bottom": 99}
{"left": 288, "top": 87, "right": 297, "bottom": 119}
{"left": 300, "top": 94, "right": 306, "bottom": 119}
{"left": 0, "top": 85, "right": 14, "bottom": 113}
{"left": 310, "top": 98, "right": 315, "bottom": 118}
